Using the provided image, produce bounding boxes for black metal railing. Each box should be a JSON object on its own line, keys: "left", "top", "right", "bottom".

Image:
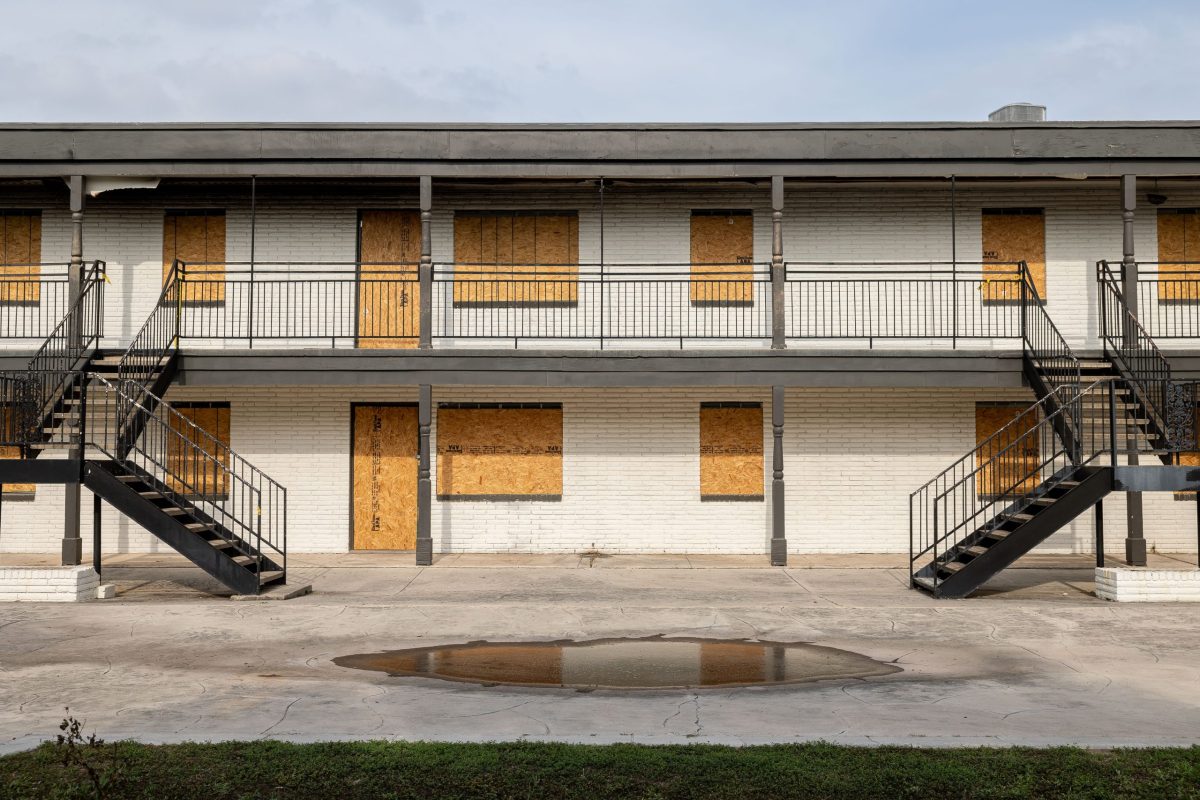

{"left": 783, "top": 262, "right": 1027, "bottom": 344}
{"left": 87, "top": 374, "right": 286, "bottom": 587}
{"left": 1129, "top": 262, "right": 1200, "bottom": 339}
{"left": 24, "top": 261, "right": 106, "bottom": 430}
{"left": 1098, "top": 260, "right": 1174, "bottom": 443}
{"left": 0, "top": 264, "right": 74, "bottom": 340}
{"left": 0, "top": 371, "right": 38, "bottom": 451}
{"left": 119, "top": 260, "right": 182, "bottom": 388}
{"left": 910, "top": 379, "right": 1124, "bottom": 590}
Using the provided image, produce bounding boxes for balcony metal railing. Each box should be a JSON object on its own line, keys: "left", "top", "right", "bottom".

{"left": 0, "top": 264, "right": 75, "bottom": 341}
{"left": 162, "top": 260, "right": 1040, "bottom": 349}
{"left": 1129, "top": 262, "right": 1200, "bottom": 340}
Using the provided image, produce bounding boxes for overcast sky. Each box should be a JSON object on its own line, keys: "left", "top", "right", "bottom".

{"left": 3, "top": 0, "right": 1197, "bottom": 122}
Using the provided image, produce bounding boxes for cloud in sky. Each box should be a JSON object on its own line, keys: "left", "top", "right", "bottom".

{"left": 2, "top": 0, "right": 1198, "bottom": 122}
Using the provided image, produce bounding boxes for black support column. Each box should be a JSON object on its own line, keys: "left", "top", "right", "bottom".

{"left": 415, "top": 384, "right": 433, "bottom": 565}
{"left": 419, "top": 176, "right": 433, "bottom": 349}
{"left": 770, "top": 177, "right": 785, "bottom": 349}
{"left": 770, "top": 385, "right": 787, "bottom": 565}
{"left": 62, "top": 175, "right": 86, "bottom": 567}
{"left": 1121, "top": 174, "right": 1147, "bottom": 566}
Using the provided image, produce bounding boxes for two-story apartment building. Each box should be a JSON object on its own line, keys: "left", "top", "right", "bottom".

{"left": 2, "top": 113, "right": 1199, "bottom": 597}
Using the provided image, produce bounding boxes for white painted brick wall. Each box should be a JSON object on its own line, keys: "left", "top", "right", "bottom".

{"left": 1095, "top": 567, "right": 1200, "bottom": 601}
{"left": 0, "top": 565, "right": 98, "bottom": 602}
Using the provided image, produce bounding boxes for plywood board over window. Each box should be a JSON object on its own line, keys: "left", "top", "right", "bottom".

{"left": 981, "top": 208, "right": 1046, "bottom": 302}
{"left": 352, "top": 405, "right": 418, "bottom": 550}
{"left": 0, "top": 406, "right": 33, "bottom": 496}
{"left": 1173, "top": 403, "right": 1200, "bottom": 500}
{"left": 690, "top": 210, "right": 754, "bottom": 304}
{"left": 975, "top": 403, "right": 1040, "bottom": 498}
{"left": 1, "top": 211, "right": 42, "bottom": 304}
{"left": 166, "top": 403, "right": 230, "bottom": 500}
{"left": 436, "top": 403, "right": 563, "bottom": 500}
{"left": 699, "top": 402, "right": 764, "bottom": 501}
{"left": 452, "top": 211, "right": 578, "bottom": 305}
{"left": 357, "top": 210, "right": 421, "bottom": 349}
{"left": 1157, "top": 209, "right": 1200, "bottom": 301}
{"left": 163, "top": 210, "right": 226, "bottom": 304}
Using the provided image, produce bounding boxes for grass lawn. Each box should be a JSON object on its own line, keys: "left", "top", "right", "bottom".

{"left": 2, "top": 740, "right": 1198, "bottom": 799}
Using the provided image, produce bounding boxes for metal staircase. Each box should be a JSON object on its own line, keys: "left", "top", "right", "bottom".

{"left": 910, "top": 261, "right": 1196, "bottom": 598}
{"left": 3, "top": 260, "right": 287, "bottom": 594}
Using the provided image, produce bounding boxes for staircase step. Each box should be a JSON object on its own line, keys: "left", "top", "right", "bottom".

{"left": 117, "top": 475, "right": 141, "bottom": 483}
{"left": 185, "top": 522, "right": 217, "bottom": 532}
{"left": 161, "top": 506, "right": 189, "bottom": 516}
{"left": 204, "top": 534, "right": 233, "bottom": 547}
{"left": 966, "top": 545, "right": 990, "bottom": 556}
{"left": 138, "top": 491, "right": 165, "bottom": 499}
{"left": 939, "top": 561, "right": 966, "bottom": 573}
{"left": 983, "top": 529, "right": 1011, "bottom": 540}
{"left": 259, "top": 570, "right": 285, "bottom": 585}
{"left": 1032, "top": 497, "right": 1058, "bottom": 507}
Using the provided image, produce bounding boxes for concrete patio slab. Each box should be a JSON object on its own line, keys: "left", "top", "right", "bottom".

{"left": 3, "top": 555, "right": 1200, "bottom": 753}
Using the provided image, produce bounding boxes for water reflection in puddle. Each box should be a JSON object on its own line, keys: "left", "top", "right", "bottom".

{"left": 334, "top": 637, "right": 900, "bottom": 689}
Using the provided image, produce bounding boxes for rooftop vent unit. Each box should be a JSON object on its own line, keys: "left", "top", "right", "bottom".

{"left": 988, "top": 103, "right": 1047, "bottom": 122}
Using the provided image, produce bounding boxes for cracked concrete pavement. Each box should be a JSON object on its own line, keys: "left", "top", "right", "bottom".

{"left": 2, "top": 553, "right": 1200, "bottom": 752}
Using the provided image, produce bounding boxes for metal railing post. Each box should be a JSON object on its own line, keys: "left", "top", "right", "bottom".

{"left": 175, "top": 261, "right": 185, "bottom": 348}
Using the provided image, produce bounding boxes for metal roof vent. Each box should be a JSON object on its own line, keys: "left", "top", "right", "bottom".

{"left": 988, "top": 103, "right": 1046, "bottom": 122}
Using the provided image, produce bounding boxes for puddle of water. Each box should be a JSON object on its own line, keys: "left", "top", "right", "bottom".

{"left": 333, "top": 637, "right": 900, "bottom": 689}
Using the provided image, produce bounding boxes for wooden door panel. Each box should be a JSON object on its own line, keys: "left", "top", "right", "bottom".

{"left": 358, "top": 210, "right": 420, "bottom": 348}
{"left": 352, "top": 405, "right": 418, "bottom": 550}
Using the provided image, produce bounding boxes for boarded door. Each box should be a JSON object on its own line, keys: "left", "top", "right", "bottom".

{"left": 690, "top": 210, "right": 753, "bottom": 304}
{"left": 358, "top": 210, "right": 421, "bottom": 348}
{"left": 452, "top": 211, "right": 579, "bottom": 304}
{"left": 1157, "top": 209, "right": 1200, "bottom": 301}
{"left": 981, "top": 208, "right": 1045, "bottom": 302}
{"left": 1, "top": 211, "right": 41, "bottom": 304}
{"left": 975, "top": 404, "right": 1040, "bottom": 498}
{"left": 699, "top": 402, "right": 764, "bottom": 501}
{"left": 352, "top": 405, "right": 418, "bottom": 550}
{"left": 163, "top": 210, "right": 226, "bottom": 303}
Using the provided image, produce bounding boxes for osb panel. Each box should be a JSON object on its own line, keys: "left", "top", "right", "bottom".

{"left": 1174, "top": 406, "right": 1200, "bottom": 498}
{"left": 353, "top": 405, "right": 418, "bottom": 550}
{"left": 975, "top": 405, "right": 1040, "bottom": 498}
{"left": 1156, "top": 212, "right": 1200, "bottom": 301}
{"left": 690, "top": 213, "right": 753, "bottom": 304}
{"left": 699, "top": 642, "right": 765, "bottom": 685}
{"left": 0, "top": 214, "right": 41, "bottom": 303}
{"left": 163, "top": 213, "right": 226, "bottom": 304}
{"left": 452, "top": 214, "right": 579, "bottom": 305}
{"left": 437, "top": 407, "right": 563, "bottom": 498}
{"left": 435, "top": 645, "right": 563, "bottom": 685}
{"left": 981, "top": 213, "right": 1046, "bottom": 302}
{"left": 358, "top": 210, "right": 420, "bottom": 349}
{"left": 1, "top": 405, "right": 33, "bottom": 494}
{"left": 166, "top": 406, "right": 229, "bottom": 498}
{"left": 699, "top": 405, "right": 763, "bottom": 498}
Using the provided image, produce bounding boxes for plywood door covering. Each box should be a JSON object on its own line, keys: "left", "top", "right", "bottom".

{"left": 690, "top": 212, "right": 754, "bottom": 304}
{"left": 358, "top": 210, "right": 421, "bottom": 348}
{"left": 699, "top": 405, "right": 764, "bottom": 499}
{"left": 1157, "top": 210, "right": 1200, "bottom": 301}
{"left": 975, "top": 405, "right": 1040, "bottom": 498}
{"left": 163, "top": 212, "right": 226, "bottom": 303}
{"left": 436, "top": 406, "right": 563, "bottom": 499}
{"left": 166, "top": 406, "right": 230, "bottom": 498}
{"left": 1, "top": 407, "right": 33, "bottom": 494}
{"left": 1, "top": 212, "right": 41, "bottom": 304}
{"left": 981, "top": 211, "right": 1045, "bottom": 302}
{"left": 353, "top": 405, "right": 418, "bottom": 550}
{"left": 452, "top": 213, "right": 579, "bottom": 304}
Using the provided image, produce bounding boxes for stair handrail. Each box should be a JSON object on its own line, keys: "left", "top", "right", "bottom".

{"left": 87, "top": 373, "right": 286, "bottom": 584}
{"left": 118, "top": 260, "right": 183, "bottom": 388}
{"left": 910, "top": 378, "right": 1117, "bottom": 588}
{"left": 1096, "top": 259, "right": 1182, "bottom": 446}
{"left": 1019, "top": 260, "right": 1082, "bottom": 392}
{"left": 24, "top": 260, "right": 106, "bottom": 426}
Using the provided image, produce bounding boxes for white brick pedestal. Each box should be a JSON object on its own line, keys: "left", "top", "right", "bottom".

{"left": 1095, "top": 567, "right": 1200, "bottom": 602}
{"left": 0, "top": 566, "right": 100, "bottom": 602}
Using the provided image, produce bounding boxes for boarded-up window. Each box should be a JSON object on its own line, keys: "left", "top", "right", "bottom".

{"left": 352, "top": 404, "right": 418, "bottom": 549}
{"left": 163, "top": 210, "right": 226, "bottom": 304}
{"left": 699, "top": 402, "right": 763, "bottom": 501}
{"left": 1175, "top": 403, "right": 1200, "bottom": 500}
{"left": 1157, "top": 209, "right": 1200, "bottom": 301}
{"left": 975, "top": 403, "right": 1040, "bottom": 498}
{"left": 436, "top": 403, "right": 563, "bottom": 500}
{"left": 981, "top": 208, "right": 1046, "bottom": 302}
{"left": 357, "top": 210, "right": 421, "bottom": 349}
{"left": 453, "top": 211, "right": 578, "bottom": 305}
{"left": 691, "top": 210, "right": 753, "bottom": 304}
{"left": 1, "top": 406, "right": 33, "bottom": 496}
{"left": 1, "top": 211, "right": 41, "bottom": 304}
{"left": 167, "top": 403, "right": 230, "bottom": 499}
